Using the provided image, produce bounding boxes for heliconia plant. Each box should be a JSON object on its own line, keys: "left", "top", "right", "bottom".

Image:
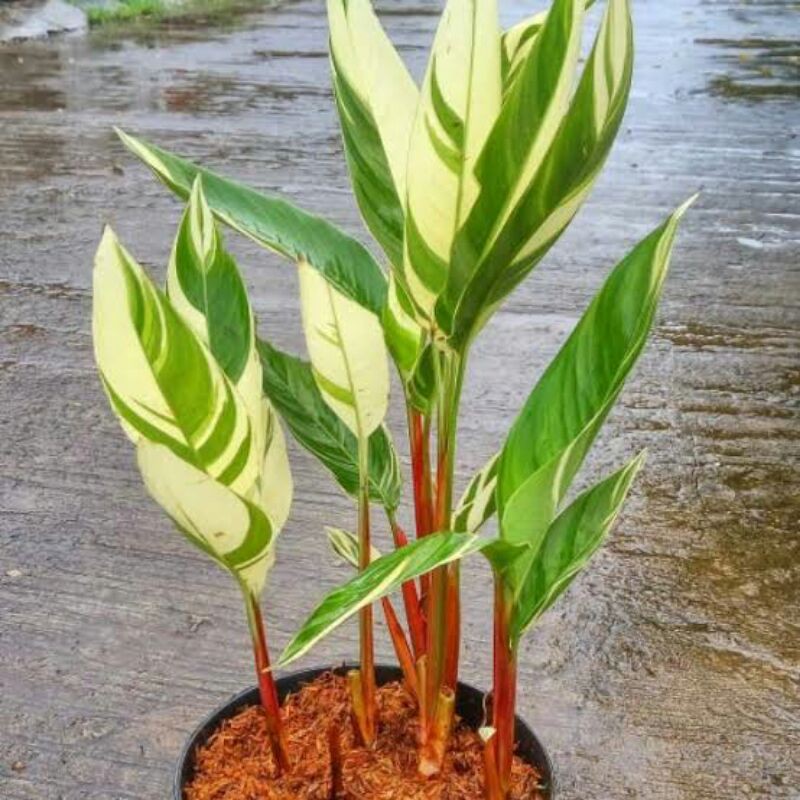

{"left": 100, "top": 0, "right": 696, "bottom": 796}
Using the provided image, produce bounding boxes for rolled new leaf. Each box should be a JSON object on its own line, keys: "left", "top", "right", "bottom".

{"left": 278, "top": 533, "right": 483, "bottom": 667}
{"left": 93, "top": 227, "right": 260, "bottom": 498}
{"left": 298, "top": 260, "right": 389, "bottom": 441}
{"left": 403, "top": 0, "right": 502, "bottom": 324}
{"left": 511, "top": 451, "right": 646, "bottom": 638}
{"left": 496, "top": 198, "right": 695, "bottom": 593}
{"left": 168, "top": 177, "right": 292, "bottom": 528}
{"left": 116, "top": 129, "right": 387, "bottom": 316}
{"left": 138, "top": 441, "right": 275, "bottom": 594}
{"left": 258, "top": 340, "right": 401, "bottom": 510}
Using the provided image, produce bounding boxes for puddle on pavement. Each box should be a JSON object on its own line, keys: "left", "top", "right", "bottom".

{"left": 697, "top": 1, "right": 800, "bottom": 101}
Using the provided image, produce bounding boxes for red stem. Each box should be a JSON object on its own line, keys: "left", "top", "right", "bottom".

{"left": 390, "top": 517, "right": 427, "bottom": 658}
{"left": 409, "top": 408, "right": 434, "bottom": 539}
{"left": 382, "top": 597, "right": 419, "bottom": 699}
{"left": 492, "top": 580, "right": 518, "bottom": 797}
{"left": 358, "top": 459, "right": 377, "bottom": 745}
{"left": 246, "top": 593, "right": 290, "bottom": 773}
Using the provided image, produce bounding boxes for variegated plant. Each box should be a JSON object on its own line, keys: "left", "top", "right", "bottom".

{"left": 93, "top": 179, "right": 293, "bottom": 771}
{"left": 105, "top": 0, "right": 694, "bottom": 796}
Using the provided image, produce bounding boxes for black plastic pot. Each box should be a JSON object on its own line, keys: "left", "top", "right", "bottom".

{"left": 174, "top": 664, "right": 554, "bottom": 799}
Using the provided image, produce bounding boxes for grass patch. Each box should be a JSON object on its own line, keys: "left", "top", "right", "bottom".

{"left": 78, "top": 0, "right": 267, "bottom": 28}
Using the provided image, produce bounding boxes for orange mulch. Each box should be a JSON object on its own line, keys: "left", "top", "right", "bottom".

{"left": 184, "top": 673, "right": 544, "bottom": 800}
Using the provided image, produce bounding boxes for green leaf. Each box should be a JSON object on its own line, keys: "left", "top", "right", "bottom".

{"left": 257, "top": 339, "right": 401, "bottom": 511}
{"left": 497, "top": 199, "right": 694, "bottom": 589}
{"left": 168, "top": 178, "right": 293, "bottom": 530}
{"left": 116, "top": 128, "right": 387, "bottom": 316}
{"left": 326, "top": 526, "right": 381, "bottom": 569}
{"left": 298, "top": 260, "right": 389, "bottom": 440}
{"left": 138, "top": 441, "right": 276, "bottom": 594}
{"left": 93, "top": 227, "right": 261, "bottom": 498}
{"left": 278, "top": 532, "right": 483, "bottom": 667}
{"left": 512, "top": 451, "right": 646, "bottom": 638}
{"left": 403, "top": 0, "right": 502, "bottom": 323}
{"left": 328, "top": 0, "right": 418, "bottom": 269}
{"left": 452, "top": 451, "right": 499, "bottom": 532}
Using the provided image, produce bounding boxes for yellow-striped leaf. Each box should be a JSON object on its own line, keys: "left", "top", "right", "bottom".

{"left": 278, "top": 532, "right": 483, "bottom": 667}
{"left": 137, "top": 441, "right": 276, "bottom": 594}
{"left": 501, "top": 0, "right": 596, "bottom": 93}
{"left": 258, "top": 339, "right": 402, "bottom": 511}
{"left": 93, "top": 227, "right": 260, "bottom": 498}
{"left": 299, "top": 260, "right": 389, "bottom": 440}
{"left": 452, "top": 451, "right": 499, "bottom": 533}
{"left": 441, "top": 0, "right": 634, "bottom": 345}
{"left": 326, "top": 526, "right": 381, "bottom": 569}
{"left": 167, "top": 178, "right": 293, "bottom": 528}
{"left": 328, "top": 0, "right": 418, "bottom": 268}
{"left": 403, "top": 0, "right": 502, "bottom": 323}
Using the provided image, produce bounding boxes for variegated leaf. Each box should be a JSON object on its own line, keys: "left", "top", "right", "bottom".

{"left": 299, "top": 260, "right": 389, "bottom": 440}
{"left": 137, "top": 441, "right": 275, "bottom": 594}
{"left": 441, "top": 0, "right": 634, "bottom": 346}
{"left": 93, "top": 227, "right": 260, "bottom": 497}
{"left": 452, "top": 451, "right": 499, "bottom": 533}
{"left": 403, "top": 0, "right": 502, "bottom": 322}
{"left": 167, "top": 178, "right": 293, "bottom": 528}
{"left": 116, "top": 129, "right": 387, "bottom": 316}
{"left": 278, "top": 532, "right": 483, "bottom": 667}
{"left": 501, "top": 0, "right": 596, "bottom": 93}
{"left": 382, "top": 275, "right": 437, "bottom": 412}
{"left": 258, "top": 340, "right": 401, "bottom": 511}
{"left": 326, "top": 526, "right": 381, "bottom": 569}
{"left": 496, "top": 200, "right": 694, "bottom": 591}
{"left": 512, "top": 451, "right": 645, "bottom": 638}
{"left": 328, "top": 0, "right": 418, "bottom": 268}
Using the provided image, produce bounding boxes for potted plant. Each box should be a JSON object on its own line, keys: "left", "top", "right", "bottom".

{"left": 93, "top": 0, "right": 694, "bottom": 797}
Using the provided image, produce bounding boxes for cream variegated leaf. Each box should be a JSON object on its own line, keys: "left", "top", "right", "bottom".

{"left": 167, "top": 178, "right": 293, "bottom": 527}
{"left": 438, "top": 0, "right": 586, "bottom": 341}
{"left": 299, "top": 259, "right": 389, "bottom": 440}
{"left": 452, "top": 451, "right": 500, "bottom": 533}
{"left": 403, "top": 0, "right": 502, "bottom": 322}
{"left": 441, "top": 0, "right": 635, "bottom": 345}
{"left": 278, "top": 532, "right": 483, "bottom": 667}
{"left": 93, "top": 227, "right": 260, "bottom": 497}
{"left": 501, "top": 0, "right": 596, "bottom": 93}
{"left": 137, "top": 441, "right": 275, "bottom": 594}
{"left": 260, "top": 407, "right": 293, "bottom": 531}
{"left": 326, "top": 526, "right": 381, "bottom": 569}
{"left": 328, "top": 0, "right": 418, "bottom": 268}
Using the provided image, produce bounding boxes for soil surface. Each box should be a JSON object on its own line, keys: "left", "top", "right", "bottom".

{"left": 185, "top": 674, "right": 543, "bottom": 800}
{"left": 0, "top": 1, "right": 798, "bottom": 800}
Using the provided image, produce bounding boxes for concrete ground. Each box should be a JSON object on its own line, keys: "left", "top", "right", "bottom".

{"left": 0, "top": 1, "right": 798, "bottom": 798}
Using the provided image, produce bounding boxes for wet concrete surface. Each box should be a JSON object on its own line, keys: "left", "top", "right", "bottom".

{"left": 0, "top": 0, "right": 798, "bottom": 798}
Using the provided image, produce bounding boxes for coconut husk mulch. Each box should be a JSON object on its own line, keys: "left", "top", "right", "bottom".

{"left": 185, "top": 672, "right": 544, "bottom": 800}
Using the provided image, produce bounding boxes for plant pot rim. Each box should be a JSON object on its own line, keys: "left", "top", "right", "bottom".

{"left": 174, "top": 663, "right": 555, "bottom": 799}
